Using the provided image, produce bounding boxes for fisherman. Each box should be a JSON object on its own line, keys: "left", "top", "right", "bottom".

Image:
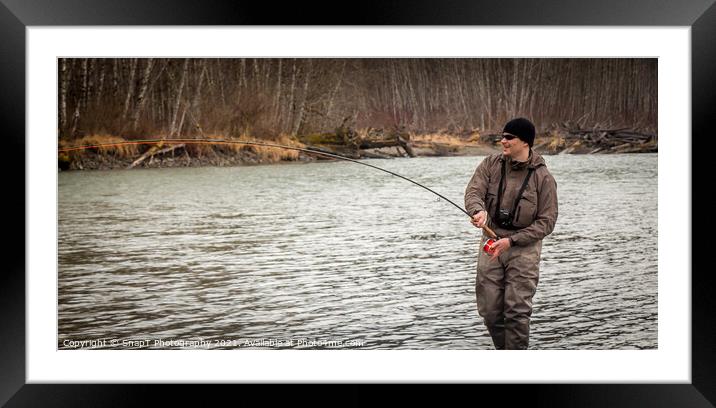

{"left": 464, "top": 117, "right": 558, "bottom": 350}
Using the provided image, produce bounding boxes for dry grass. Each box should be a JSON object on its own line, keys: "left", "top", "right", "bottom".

{"left": 193, "top": 133, "right": 305, "bottom": 162}
{"left": 59, "top": 133, "right": 310, "bottom": 164}
{"left": 59, "top": 134, "right": 140, "bottom": 158}
{"left": 545, "top": 131, "right": 566, "bottom": 151}
{"left": 410, "top": 133, "right": 473, "bottom": 147}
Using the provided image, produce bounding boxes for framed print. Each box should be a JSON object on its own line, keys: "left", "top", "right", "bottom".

{"left": 4, "top": 0, "right": 712, "bottom": 406}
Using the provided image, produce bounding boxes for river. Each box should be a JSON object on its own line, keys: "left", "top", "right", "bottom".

{"left": 58, "top": 153, "right": 657, "bottom": 350}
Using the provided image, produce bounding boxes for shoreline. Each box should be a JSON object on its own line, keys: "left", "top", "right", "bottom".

{"left": 58, "top": 139, "right": 657, "bottom": 172}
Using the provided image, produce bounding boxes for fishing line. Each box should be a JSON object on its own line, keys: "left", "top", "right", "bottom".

{"left": 60, "top": 138, "right": 498, "bottom": 237}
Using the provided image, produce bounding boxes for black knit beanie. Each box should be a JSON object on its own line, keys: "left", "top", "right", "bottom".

{"left": 503, "top": 117, "right": 536, "bottom": 147}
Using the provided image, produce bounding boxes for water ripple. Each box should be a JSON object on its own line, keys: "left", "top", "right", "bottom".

{"left": 58, "top": 154, "right": 657, "bottom": 349}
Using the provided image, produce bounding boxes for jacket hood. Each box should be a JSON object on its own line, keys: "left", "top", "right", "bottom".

{"left": 527, "top": 149, "right": 546, "bottom": 169}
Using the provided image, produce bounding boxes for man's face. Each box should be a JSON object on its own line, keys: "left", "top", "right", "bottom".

{"left": 501, "top": 133, "right": 529, "bottom": 158}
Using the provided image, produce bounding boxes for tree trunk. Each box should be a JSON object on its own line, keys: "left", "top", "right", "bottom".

{"left": 95, "top": 60, "right": 106, "bottom": 108}
{"left": 131, "top": 58, "right": 155, "bottom": 131}
{"left": 170, "top": 58, "right": 190, "bottom": 138}
{"left": 292, "top": 59, "right": 312, "bottom": 136}
{"left": 253, "top": 58, "right": 260, "bottom": 90}
{"left": 59, "top": 59, "right": 69, "bottom": 134}
{"left": 112, "top": 59, "right": 119, "bottom": 98}
{"left": 69, "top": 103, "right": 81, "bottom": 139}
{"left": 86, "top": 58, "right": 95, "bottom": 109}
{"left": 79, "top": 58, "right": 89, "bottom": 114}
{"left": 288, "top": 59, "right": 298, "bottom": 131}
{"left": 274, "top": 59, "right": 283, "bottom": 125}
{"left": 185, "top": 60, "right": 208, "bottom": 136}
{"left": 121, "top": 58, "right": 138, "bottom": 122}
{"left": 325, "top": 60, "right": 346, "bottom": 125}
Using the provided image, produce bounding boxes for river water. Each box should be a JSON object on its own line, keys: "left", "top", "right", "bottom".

{"left": 58, "top": 154, "right": 657, "bottom": 350}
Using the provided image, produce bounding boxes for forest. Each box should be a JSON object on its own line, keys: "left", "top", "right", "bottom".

{"left": 57, "top": 58, "right": 658, "bottom": 169}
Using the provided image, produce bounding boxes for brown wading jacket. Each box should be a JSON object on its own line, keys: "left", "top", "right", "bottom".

{"left": 464, "top": 150, "right": 558, "bottom": 246}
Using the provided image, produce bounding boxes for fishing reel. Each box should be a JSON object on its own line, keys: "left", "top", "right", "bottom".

{"left": 483, "top": 238, "right": 497, "bottom": 255}
{"left": 480, "top": 223, "right": 501, "bottom": 255}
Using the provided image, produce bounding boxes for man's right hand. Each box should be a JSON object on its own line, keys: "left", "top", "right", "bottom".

{"left": 471, "top": 210, "right": 486, "bottom": 228}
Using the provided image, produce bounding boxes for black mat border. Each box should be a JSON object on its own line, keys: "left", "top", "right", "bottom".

{"left": 2, "top": 0, "right": 710, "bottom": 406}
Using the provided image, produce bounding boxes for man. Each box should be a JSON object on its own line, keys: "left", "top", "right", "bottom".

{"left": 464, "top": 117, "right": 558, "bottom": 350}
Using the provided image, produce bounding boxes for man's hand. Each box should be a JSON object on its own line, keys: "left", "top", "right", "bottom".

{"left": 471, "top": 210, "right": 486, "bottom": 228}
{"left": 489, "top": 238, "right": 512, "bottom": 260}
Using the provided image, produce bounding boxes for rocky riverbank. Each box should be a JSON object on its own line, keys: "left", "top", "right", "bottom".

{"left": 58, "top": 129, "right": 657, "bottom": 171}
{"left": 60, "top": 146, "right": 315, "bottom": 171}
{"left": 58, "top": 142, "right": 506, "bottom": 171}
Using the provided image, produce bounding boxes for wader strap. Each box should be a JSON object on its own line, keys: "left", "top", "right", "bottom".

{"left": 495, "top": 159, "right": 535, "bottom": 223}
{"left": 510, "top": 168, "right": 534, "bottom": 217}
{"left": 494, "top": 159, "right": 507, "bottom": 221}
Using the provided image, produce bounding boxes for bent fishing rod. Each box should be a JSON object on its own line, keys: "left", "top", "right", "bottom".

{"left": 59, "top": 138, "right": 499, "bottom": 239}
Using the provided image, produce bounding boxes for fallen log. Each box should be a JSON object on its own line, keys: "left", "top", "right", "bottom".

{"left": 129, "top": 143, "right": 185, "bottom": 169}
{"left": 554, "top": 124, "right": 657, "bottom": 153}
{"left": 301, "top": 125, "right": 416, "bottom": 158}
{"left": 355, "top": 135, "right": 416, "bottom": 157}
{"left": 610, "top": 143, "right": 633, "bottom": 152}
{"left": 303, "top": 145, "right": 360, "bottom": 160}
{"left": 360, "top": 150, "right": 394, "bottom": 159}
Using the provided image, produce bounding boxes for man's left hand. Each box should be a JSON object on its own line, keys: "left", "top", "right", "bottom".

{"left": 489, "top": 238, "right": 512, "bottom": 260}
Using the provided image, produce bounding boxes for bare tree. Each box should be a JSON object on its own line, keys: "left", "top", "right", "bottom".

{"left": 58, "top": 57, "right": 658, "bottom": 141}
{"left": 169, "top": 59, "right": 190, "bottom": 138}
{"left": 292, "top": 59, "right": 313, "bottom": 136}
{"left": 130, "top": 58, "right": 155, "bottom": 131}
{"left": 59, "top": 59, "right": 69, "bottom": 134}
{"left": 121, "top": 58, "right": 138, "bottom": 122}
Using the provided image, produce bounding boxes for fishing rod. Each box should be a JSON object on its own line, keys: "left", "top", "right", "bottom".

{"left": 59, "top": 138, "right": 498, "bottom": 239}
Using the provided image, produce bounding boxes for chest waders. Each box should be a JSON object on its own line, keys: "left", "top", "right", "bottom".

{"left": 477, "top": 159, "right": 543, "bottom": 350}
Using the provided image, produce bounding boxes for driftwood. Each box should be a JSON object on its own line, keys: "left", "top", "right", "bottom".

{"left": 301, "top": 122, "right": 416, "bottom": 158}
{"left": 355, "top": 135, "right": 415, "bottom": 157}
{"left": 303, "top": 145, "right": 360, "bottom": 160}
{"left": 558, "top": 123, "right": 655, "bottom": 147}
{"left": 129, "top": 143, "right": 185, "bottom": 169}
{"left": 360, "top": 150, "right": 394, "bottom": 159}
{"left": 543, "top": 123, "right": 657, "bottom": 154}
{"left": 480, "top": 123, "right": 656, "bottom": 154}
